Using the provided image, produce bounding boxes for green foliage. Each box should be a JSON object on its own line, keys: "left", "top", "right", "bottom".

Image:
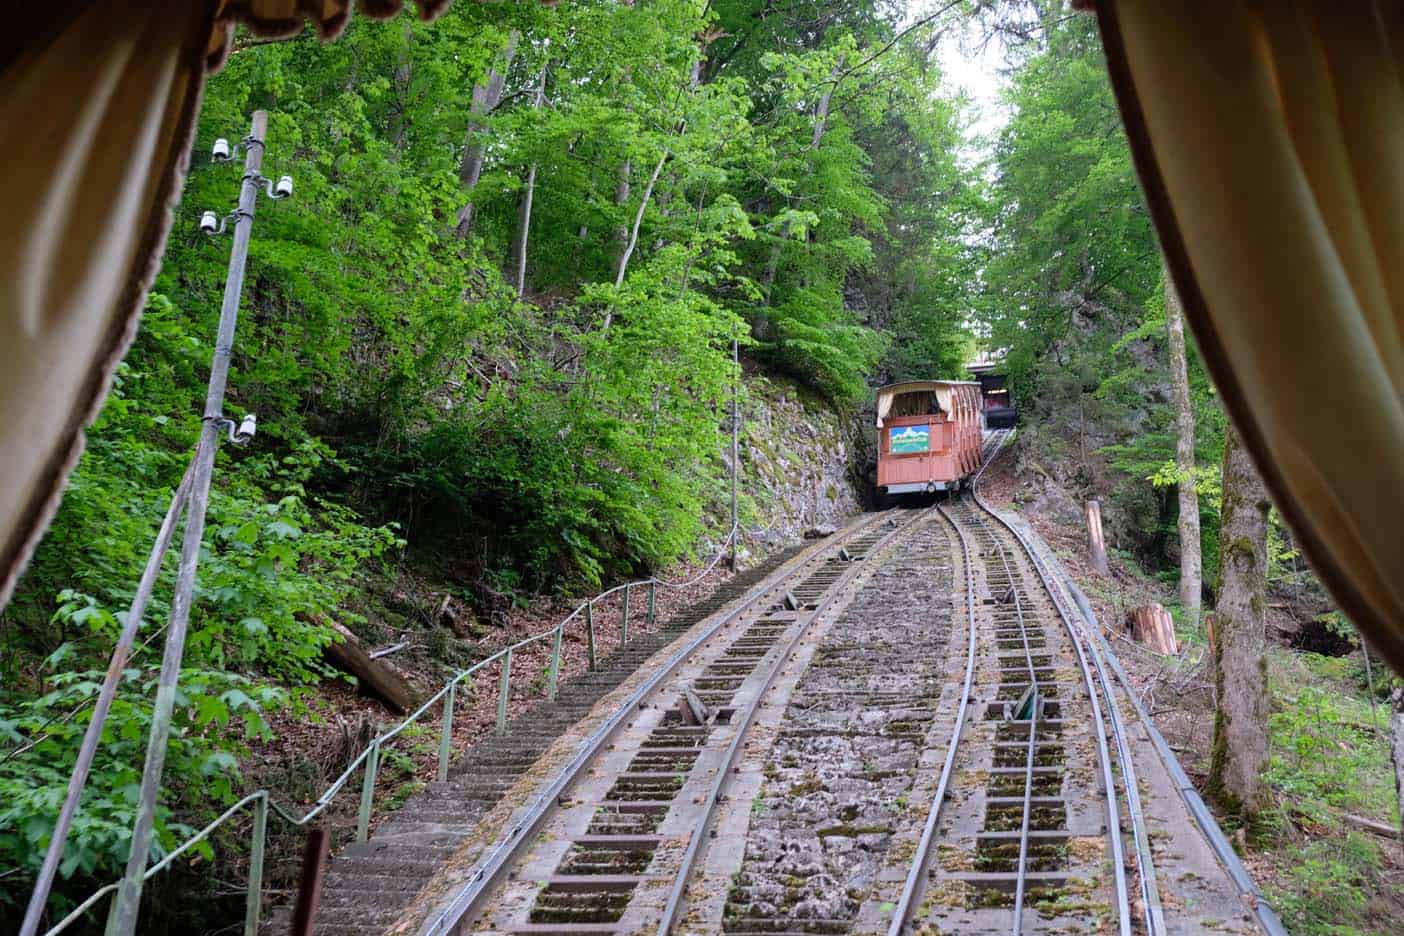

{"left": 1267, "top": 681, "right": 1394, "bottom": 823}
{"left": 0, "top": 667, "right": 281, "bottom": 890}
{"left": 980, "top": 14, "right": 1159, "bottom": 386}
{"left": 1269, "top": 834, "right": 1385, "bottom": 936}
{"left": 1257, "top": 650, "right": 1402, "bottom": 934}
{"left": 0, "top": 286, "right": 399, "bottom": 901}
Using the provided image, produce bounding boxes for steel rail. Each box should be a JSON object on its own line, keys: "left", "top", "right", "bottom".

{"left": 42, "top": 522, "right": 743, "bottom": 935}
{"left": 972, "top": 500, "right": 1041, "bottom": 935}
{"left": 969, "top": 432, "right": 1132, "bottom": 936}
{"left": 993, "top": 499, "right": 1162, "bottom": 934}
{"left": 885, "top": 500, "right": 979, "bottom": 936}
{"left": 1064, "top": 580, "right": 1288, "bottom": 936}
{"left": 886, "top": 435, "right": 1014, "bottom": 936}
{"left": 655, "top": 507, "right": 934, "bottom": 935}
{"left": 1079, "top": 601, "right": 1165, "bottom": 935}
{"left": 417, "top": 510, "right": 899, "bottom": 936}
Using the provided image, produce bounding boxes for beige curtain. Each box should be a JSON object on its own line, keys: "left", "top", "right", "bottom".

{"left": 0, "top": 0, "right": 210, "bottom": 607}
{"left": 1095, "top": 2, "right": 1404, "bottom": 671}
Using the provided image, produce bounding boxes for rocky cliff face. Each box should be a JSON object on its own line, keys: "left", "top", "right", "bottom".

{"left": 735, "top": 376, "right": 864, "bottom": 554}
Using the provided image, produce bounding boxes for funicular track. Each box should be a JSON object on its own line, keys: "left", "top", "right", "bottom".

{"left": 412, "top": 433, "right": 1163, "bottom": 936}
{"left": 419, "top": 508, "right": 934, "bottom": 935}
{"left": 886, "top": 431, "right": 1155, "bottom": 936}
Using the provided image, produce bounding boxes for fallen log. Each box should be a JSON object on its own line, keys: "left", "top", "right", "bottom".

{"left": 1342, "top": 812, "right": 1400, "bottom": 840}
{"left": 323, "top": 622, "right": 421, "bottom": 714}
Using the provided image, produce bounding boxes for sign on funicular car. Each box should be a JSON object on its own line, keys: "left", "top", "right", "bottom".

{"left": 889, "top": 425, "right": 930, "bottom": 454}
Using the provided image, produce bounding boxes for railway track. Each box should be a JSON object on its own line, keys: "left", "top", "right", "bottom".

{"left": 418, "top": 508, "right": 933, "bottom": 935}
{"left": 885, "top": 430, "right": 1151, "bottom": 936}
{"left": 417, "top": 432, "right": 1160, "bottom": 936}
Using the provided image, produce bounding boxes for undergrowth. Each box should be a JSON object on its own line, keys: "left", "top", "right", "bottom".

{"left": 1258, "top": 649, "right": 1401, "bottom": 936}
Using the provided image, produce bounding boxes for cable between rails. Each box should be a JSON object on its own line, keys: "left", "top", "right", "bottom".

{"left": 887, "top": 499, "right": 979, "bottom": 936}
{"left": 971, "top": 432, "right": 1133, "bottom": 936}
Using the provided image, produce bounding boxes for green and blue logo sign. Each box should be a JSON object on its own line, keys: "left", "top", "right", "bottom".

{"left": 889, "top": 425, "right": 930, "bottom": 454}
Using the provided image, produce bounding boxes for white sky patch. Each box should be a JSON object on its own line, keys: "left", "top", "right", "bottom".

{"left": 895, "top": 2, "right": 1012, "bottom": 163}
{"left": 936, "top": 21, "right": 1010, "bottom": 163}
{"left": 943, "top": 27, "right": 1010, "bottom": 143}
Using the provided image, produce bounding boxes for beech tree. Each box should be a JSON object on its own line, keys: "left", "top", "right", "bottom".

{"left": 1163, "top": 265, "right": 1203, "bottom": 624}
{"left": 1208, "top": 425, "right": 1272, "bottom": 816}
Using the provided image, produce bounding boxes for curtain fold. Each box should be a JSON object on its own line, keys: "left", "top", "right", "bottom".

{"left": 1095, "top": 1, "right": 1404, "bottom": 671}
{"left": 0, "top": 0, "right": 210, "bottom": 607}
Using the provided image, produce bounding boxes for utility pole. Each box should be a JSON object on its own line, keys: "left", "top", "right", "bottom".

{"left": 100, "top": 111, "right": 281, "bottom": 936}
{"left": 729, "top": 330, "right": 740, "bottom": 571}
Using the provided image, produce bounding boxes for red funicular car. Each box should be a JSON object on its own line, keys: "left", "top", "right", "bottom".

{"left": 875, "top": 380, "right": 983, "bottom": 497}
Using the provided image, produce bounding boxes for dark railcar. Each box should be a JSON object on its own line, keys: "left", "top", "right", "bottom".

{"left": 968, "top": 360, "right": 1017, "bottom": 429}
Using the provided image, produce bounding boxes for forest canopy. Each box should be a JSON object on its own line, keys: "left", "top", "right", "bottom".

{"left": 3, "top": 5, "right": 1387, "bottom": 934}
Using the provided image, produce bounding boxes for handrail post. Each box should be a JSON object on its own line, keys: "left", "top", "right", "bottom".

{"left": 497, "top": 649, "right": 513, "bottom": 734}
{"left": 621, "top": 585, "right": 631, "bottom": 645}
{"left": 646, "top": 579, "right": 657, "bottom": 629}
{"left": 243, "top": 792, "right": 268, "bottom": 936}
{"left": 356, "top": 739, "right": 380, "bottom": 843}
{"left": 585, "top": 602, "right": 597, "bottom": 670}
{"left": 437, "top": 681, "right": 457, "bottom": 783}
{"left": 548, "top": 626, "right": 563, "bottom": 701}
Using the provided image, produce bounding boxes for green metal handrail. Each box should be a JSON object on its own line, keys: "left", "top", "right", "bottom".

{"left": 41, "top": 524, "right": 737, "bottom": 936}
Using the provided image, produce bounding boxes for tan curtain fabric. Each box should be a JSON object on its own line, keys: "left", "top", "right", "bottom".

{"left": 0, "top": 0, "right": 210, "bottom": 607}
{"left": 1095, "top": 2, "right": 1404, "bottom": 671}
{"left": 205, "top": 0, "right": 454, "bottom": 71}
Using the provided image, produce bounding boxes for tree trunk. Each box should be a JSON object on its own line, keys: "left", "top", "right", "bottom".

{"left": 1164, "top": 263, "right": 1203, "bottom": 625}
{"left": 1391, "top": 689, "right": 1404, "bottom": 842}
{"left": 1207, "top": 426, "right": 1271, "bottom": 816}
{"left": 613, "top": 149, "right": 668, "bottom": 289}
{"left": 1084, "top": 498, "right": 1109, "bottom": 575}
{"left": 612, "top": 158, "right": 632, "bottom": 270}
{"left": 601, "top": 148, "right": 668, "bottom": 331}
{"left": 762, "top": 63, "right": 841, "bottom": 306}
{"left": 455, "top": 31, "right": 519, "bottom": 239}
{"left": 511, "top": 60, "right": 549, "bottom": 298}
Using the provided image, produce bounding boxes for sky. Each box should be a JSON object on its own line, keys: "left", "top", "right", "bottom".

{"left": 934, "top": 16, "right": 1012, "bottom": 152}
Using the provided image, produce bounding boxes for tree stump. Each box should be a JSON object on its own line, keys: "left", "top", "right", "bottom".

{"left": 1129, "top": 602, "right": 1178, "bottom": 655}
{"left": 1084, "top": 499, "right": 1110, "bottom": 575}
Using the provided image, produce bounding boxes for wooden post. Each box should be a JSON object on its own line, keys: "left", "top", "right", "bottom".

{"left": 290, "top": 826, "right": 329, "bottom": 936}
{"left": 1085, "top": 499, "right": 1110, "bottom": 575}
